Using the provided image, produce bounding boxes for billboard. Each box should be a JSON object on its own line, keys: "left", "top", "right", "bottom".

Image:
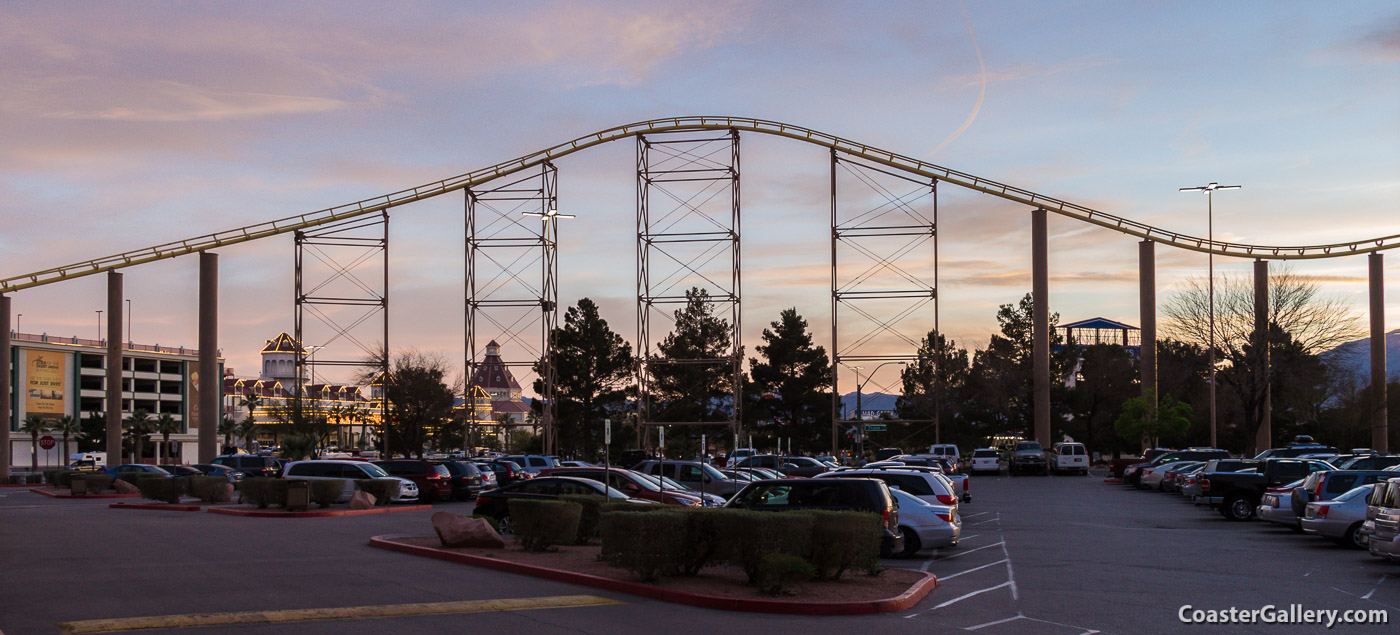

{"left": 25, "top": 349, "right": 68, "bottom": 418}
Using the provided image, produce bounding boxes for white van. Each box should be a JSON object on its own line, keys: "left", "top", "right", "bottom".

{"left": 927, "top": 444, "right": 961, "bottom": 465}
{"left": 1049, "top": 442, "right": 1089, "bottom": 475}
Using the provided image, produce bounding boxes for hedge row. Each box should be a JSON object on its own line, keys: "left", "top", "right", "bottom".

{"left": 509, "top": 499, "right": 582, "bottom": 552}
{"left": 137, "top": 476, "right": 184, "bottom": 504}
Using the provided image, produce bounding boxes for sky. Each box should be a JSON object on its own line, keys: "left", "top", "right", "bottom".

{"left": 2, "top": 1, "right": 1397, "bottom": 397}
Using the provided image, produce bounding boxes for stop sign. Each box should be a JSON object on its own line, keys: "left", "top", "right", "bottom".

{"left": 38, "top": 435, "right": 56, "bottom": 450}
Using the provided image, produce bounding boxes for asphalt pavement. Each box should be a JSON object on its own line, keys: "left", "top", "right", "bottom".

{"left": 2, "top": 473, "right": 1396, "bottom": 634}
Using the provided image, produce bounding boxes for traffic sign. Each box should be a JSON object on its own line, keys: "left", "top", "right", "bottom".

{"left": 39, "top": 435, "right": 56, "bottom": 450}
{"left": 863, "top": 424, "right": 887, "bottom": 432}
{"left": 604, "top": 419, "right": 611, "bottom": 444}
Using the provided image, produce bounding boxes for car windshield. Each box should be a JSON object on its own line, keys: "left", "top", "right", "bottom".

{"left": 360, "top": 463, "right": 390, "bottom": 478}
{"left": 701, "top": 463, "right": 728, "bottom": 481}
{"left": 891, "top": 488, "right": 934, "bottom": 507}
{"left": 639, "top": 474, "right": 690, "bottom": 490}
{"left": 1016, "top": 442, "right": 1042, "bottom": 452}
{"left": 973, "top": 450, "right": 998, "bottom": 457}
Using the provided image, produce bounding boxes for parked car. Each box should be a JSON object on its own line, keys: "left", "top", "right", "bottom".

{"left": 1254, "top": 444, "right": 1339, "bottom": 460}
{"left": 473, "top": 476, "right": 633, "bottom": 534}
{"left": 440, "top": 461, "right": 489, "bottom": 501}
{"left": 926, "top": 444, "right": 962, "bottom": 466}
{"left": 1009, "top": 441, "right": 1047, "bottom": 476}
{"left": 969, "top": 448, "right": 1002, "bottom": 475}
{"left": 859, "top": 462, "right": 970, "bottom": 502}
{"left": 1109, "top": 448, "right": 1174, "bottom": 479}
{"left": 873, "top": 448, "right": 903, "bottom": 462}
{"left": 105, "top": 464, "right": 173, "bottom": 480}
{"left": 210, "top": 454, "right": 284, "bottom": 478}
{"left": 474, "top": 460, "right": 531, "bottom": 486}
{"left": 630, "top": 460, "right": 747, "bottom": 499}
{"left": 1141, "top": 461, "right": 1202, "bottom": 491}
{"left": 889, "top": 487, "right": 960, "bottom": 557}
{"left": 1203, "top": 458, "right": 1335, "bottom": 521}
{"left": 191, "top": 463, "right": 244, "bottom": 483}
{"left": 372, "top": 459, "right": 453, "bottom": 503}
{"left": 735, "top": 455, "right": 828, "bottom": 478}
{"left": 282, "top": 460, "right": 419, "bottom": 503}
{"left": 540, "top": 467, "right": 704, "bottom": 506}
{"left": 1301, "top": 485, "right": 1374, "bottom": 548}
{"left": 502, "top": 455, "right": 562, "bottom": 475}
{"left": 1333, "top": 454, "right": 1400, "bottom": 471}
{"left": 1360, "top": 479, "right": 1400, "bottom": 547}
{"left": 1257, "top": 482, "right": 1306, "bottom": 528}
{"left": 558, "top": 460, "right": 594, "bottom": 468}
{"left": 1366, "top": 477, "right": 1400, "bottom": 562}
{"left": 1290, "top": 469, "right": 1397, "bottom": 522}
{"left": 818, "top": 468, "right": 959, "bottom": 507}
{"left": 1190, "top": 458, "right": 1259, "bottom": 506}
{"left": 1157, "top": 461, "right": 1204, "bottom": 492}
{"left": 723, "top": 477, "right": 904, "bottom": 557}
{"left": 723, "top": 448, "right": 755, "bottom": 468}
{"left": 1048, "top": 442, "right": 1089, "bottom": 475}
{"left": 1123, "top": 449, "right": 1232, "bottom": 488}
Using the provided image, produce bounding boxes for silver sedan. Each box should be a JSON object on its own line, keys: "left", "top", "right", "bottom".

{"left": 890, "top": 488, "right": 960, "bottom": 557}
{"left": 1300, "top": 485, "right": 1373, "bottom": 549}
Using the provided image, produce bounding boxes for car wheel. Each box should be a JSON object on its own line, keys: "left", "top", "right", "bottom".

{"left": 1342, "top": 523, "right": 1366, "bottom": 550}
{"left": 497, "top": 514, "right": 514, "bottom": 536}
{"left": 898, "top": 527, "right": 922, "bottom": 558}
{"left": 1222, "top": 495, "right": 1254, "bottom": 521}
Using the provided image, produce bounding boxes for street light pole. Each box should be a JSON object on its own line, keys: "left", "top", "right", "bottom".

{"left": 522, "top": 207, "right": 574, "bottom": 456}
{"left": 1180, "top": 182, "right": 1240, "bottom": 450}
{"left": 852, "top": 361, "right": 906, "bottom": 460}
{"left": 95, "top": 310, "right": 102, "bottom": 341}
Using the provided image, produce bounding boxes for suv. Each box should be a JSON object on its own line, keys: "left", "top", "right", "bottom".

{"left": 282, "top": 460, "right": 419, "bottom": 503}
{"left": 1049, "top": 443, "right": 1089, "bottom": 475}
{"left": 502, "top": 455, "right": 561, "bottom": 475}
{"left": 372, "top": 460, "right": 453, "bottom": 503}
{"left": 969, "top": 448, "right": 1002, "bottom": 475}
{"left": 723, "top": 477, "right": 904, "bottom": 557}
{"left": 926, "top": 444, "right": 961, "bottom": 466}
{"left": 441, "top": 461, "right": 491, "bottom": 500}
{"left": 1009, "top": 441, "right": 1047, "bottom": 476}
{"left": 210, "top": 454, "right": 283, "bottom": 478}
{"left": 1368, "top": 477, "right": 1400, "bottom": 562}
{"left": 817, "top": 468, "right": 959, "bottom": 507}
{"left": 630, "top": 460, "right": 746, "bottom": 499}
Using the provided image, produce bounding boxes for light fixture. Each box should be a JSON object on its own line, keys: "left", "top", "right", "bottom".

{"left": 1179, "top": 182, "right": 1241, "bottom": 450}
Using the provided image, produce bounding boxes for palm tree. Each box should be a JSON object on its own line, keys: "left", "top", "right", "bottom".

{"left": 218, "top": 416, "right": 237, "bottom": 452}
{"left": 239, "top": 393, "right": 262, "bottom": 427}
{"left": 125, "top": 409, "right": 153, "bottom": 464}
{"left": 18, "top": 416, "right": 51, "bottom": 472}
{"left": 52, "top": 415, "right": 83, "bottom": 465}
{"left": 155, "top": 413, "right": 181, "bottom": 464}
{"left": 235, "top": 417, "right": 258, "bottom": 451}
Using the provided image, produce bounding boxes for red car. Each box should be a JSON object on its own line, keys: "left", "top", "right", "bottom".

{"left": 372, "top": 459, "right": 454, "bottom": 503}
{"left": 538, "top": 467, "right": 703, "bottom": 506}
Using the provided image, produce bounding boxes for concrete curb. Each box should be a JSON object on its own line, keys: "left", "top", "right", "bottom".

{"left": 1102, "top": 478, "right": 1123, "bottom": 484}
{"left": 369, "top": 533, "right": 939, "bottom": 615}
{"left": 209, "top": 505, "right": 432, "bottom": 518}
{"left": 110, "top": 502, "right": 205, "bottom": 512}
{"left": 29, "top": 488, "right": 140, "bottom": 499}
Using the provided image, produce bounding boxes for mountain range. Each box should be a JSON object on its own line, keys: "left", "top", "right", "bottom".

{"left": 1320, "top": 329, "right": 1400, "bottom": 383}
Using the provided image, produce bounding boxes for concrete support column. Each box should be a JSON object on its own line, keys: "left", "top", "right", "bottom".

{"left": 1032, "top": 208, "right": 1050, "bottom": 446}
{"left": 106, "top": 272, "right": 124, "bottom": 463}
{"left": 1139, "top": 241, "right": 1156, "bottom": 408}
{"left": 0, "top": 295, "right": 11, "bottom": 480}
{"left": 1254, "top": 259, "right": 1271, "bottom": 453}
{"left": 1370, "top": 253, "right": 1388, "bottom": 452}
{"left": 198, "top": 251, "right": 218, "bottom": 462}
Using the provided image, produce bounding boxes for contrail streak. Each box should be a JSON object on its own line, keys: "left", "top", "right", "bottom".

{"left": 924, "top": 1, "right": 985, "bottom": 159}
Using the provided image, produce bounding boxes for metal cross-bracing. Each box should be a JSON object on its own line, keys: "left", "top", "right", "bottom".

{"left": 466, "top": 164, "right": 559, "bottom": 454}
{"left": 830, "top": 150, "right": 938, "bottom": 455}
{"left": 636, "top": 129, "right": 742, "bottom": 446}
{"left": 293, "top": 213, "right": 389, "bottom": 452}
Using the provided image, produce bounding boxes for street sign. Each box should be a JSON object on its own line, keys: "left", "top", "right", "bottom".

{"left": 863, "top": 424, "right": 887, "bottom": 432}
{"left": 659, "top": 426, "right": 665, "bottom": 448}
{"left": 604, "top": 419, "right": 611, "bottom": 444}
{"left": 39, "top": 435, "right": 56, "bottom": 450}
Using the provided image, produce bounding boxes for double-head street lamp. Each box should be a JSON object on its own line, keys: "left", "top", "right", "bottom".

{"left": 1179, "top": 182, "right": 1240, "bottom": 449}
{"left": 522, "top": 208, "right": 573, "bottom": 455}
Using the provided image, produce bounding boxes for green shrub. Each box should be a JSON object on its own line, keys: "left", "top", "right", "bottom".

{"left": 599, "top": 501, "right": 671, "bottom": 514}
{"left": 672, "top": 508, "right": 722, "bottom": 575}
{"left": 471, "top": 514, "right": 502, "bottom": 533}
{"left": 43, "top": 469, "right": 62, "bottom": 485}
{"left": 136, "top": 477, "right": 185, "bottom": 504}
{"left": 188, "top": 476, "right": 231, "bottom": 503}
{"left": 756, "top": 553, "right": 816, "bottom": 595}
{"left": 560, "top": 494, "right": 608, "bottom": 544}
{"left": 716, "top": 510, "right": 814, "bottom": 584}
{"left": 309, "top": 480, "right": 346, "bottom": 508}
{"left": 53, "top": 469, "right": 78, "bottom": 488}
{"left": 354, "top": 479, "right": 398, "bottom": 506}
{"left": 508, "top": 499, "right": 582, "bottom": 552}
{"left": 805, "top": 510, "right": 883, "bottom": 580}
{"left": 74, "top": 473, "right": 112, "bottom": 492}
{"left": 600, "top": 511, "right": 687, "bottom": 581}
{"left": 241, "top": 477, "right": 289, "bottom": 509}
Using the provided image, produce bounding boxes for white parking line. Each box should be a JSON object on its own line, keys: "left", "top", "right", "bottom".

{"left": 966, "top": 518, "right": 1001, "bottom": 527}
{"left": 904, "top": 581, "right": 1012, "bottom": 617}
{"left": 964, "top": 613, "right": 1024, "bottom": 630}
{"left": 1001, "top": 539, "right": 1019, "bottom": 601}
{"left": 939, "top": 558, "right": 1008, "bottom": 581}
{"left": 934, "top": 541, "right": 1004, "bottom": 561}
{"left": 961, "top": 511, "right": 991, "bottom": 518}
{"left": 957, "top": 534, "right": 981, "bottom": 542}
{"left": 1362, "top": 574, "right": 1389, "bottom": 600}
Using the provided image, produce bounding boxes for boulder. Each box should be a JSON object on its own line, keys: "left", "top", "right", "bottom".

{"left": 432, "top": 512, "right": 506, "bottom": 549}
{"left": 349, "top": 490, "right": 377, "bottom": 510}
{"left": 213, "top": 483, "right": 234, "bottom": 503}
{"left": 114, "top": 479, "right": 139, "bottom": 495}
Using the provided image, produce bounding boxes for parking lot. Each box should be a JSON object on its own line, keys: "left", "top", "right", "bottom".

{"left": 2, "top": 473, "right": 1396, "bottom": 634}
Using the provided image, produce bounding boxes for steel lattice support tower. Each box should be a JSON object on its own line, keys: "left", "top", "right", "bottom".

{"left": 636, "top": 129, "right": 742, "bottom": 448}
{"left": 294, "top": 212, "right": 389, "bottom": 453}
{"left": 830, "top": 149, "right": 937, "bottom": 455}
{"left": 466, "top": 164, "right": 559, "bottom": 454}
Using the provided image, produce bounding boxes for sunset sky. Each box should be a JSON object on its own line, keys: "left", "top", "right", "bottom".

{"left": 2, "top": 1, "right": 1397, "bottom": 396}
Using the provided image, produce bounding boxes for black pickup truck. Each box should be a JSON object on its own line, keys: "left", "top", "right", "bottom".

{"left": 1201, "top": 458, "right": 1335, "bottom": 521}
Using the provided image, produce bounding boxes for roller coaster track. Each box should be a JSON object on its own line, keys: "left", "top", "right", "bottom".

{"left": 4, "top": 115, "right": 1397, "bottom": 294}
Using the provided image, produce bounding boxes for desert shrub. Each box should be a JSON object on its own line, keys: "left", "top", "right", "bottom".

{"left": 354, "top": 479, "right": 398, "bottom": 506}
{"left": 716, "top": 510, "right": 814, "bottom": 584}
{"left": 756, "top": 553, "right": 816, "bottom": 595}
{"left": 188, "top": 476, "right": 230, "bottom": 502}
{"left": 136, "top": 477, "right": 184, "bottom": 504}
{"left": 671, "top": 508, "right": 723, "bottom": 575}
{"left": 471, "top": 514, "right": 502, "bottom": 533}
{"left": 559, "top": 494, "right": 608, "bottom": 544}
{"left": 74, "top": 473, "right": 113, "bottom": 492}
{"left": 599, "top": 511, "right": 687, "bottom": 582}
{"left": 53, "top": 469, "right": 79, "bottom": 488}
{"left": 309, "top": 480, "right": 346, "bottom": 508}
{"left": 242, "top": 477, "right": 289, "bottom": 509}
{"left": 43, "top": 469, "right": 62, "bottom": 485}
{"left": 805, "top": 510, "right": 883, "bottom": 580}
{"left": 508, "top": 499, "right": 582, "bottom": 552}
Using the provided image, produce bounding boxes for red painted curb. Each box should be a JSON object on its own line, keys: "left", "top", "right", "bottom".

{"left": 368, "top": 534, "right": 938, "bottom": 615}
{"left": 208, "top": 505, "right": 433, "bottom": 518}
{"left": 0, "top": 483, "right": 42, "bottom": 488}
{"left": 28, "top": 488, "right": 141, "bottom": 499}
{"left": 110, "top": 502, "right": 204, "bottom": 512}
{"left": 1102, "top": 478, "right": 1123, "bottom": 484}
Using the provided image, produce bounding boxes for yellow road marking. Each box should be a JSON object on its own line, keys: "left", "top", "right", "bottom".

{"left": 58, "top": 594, "right": 623, "bottom": 634}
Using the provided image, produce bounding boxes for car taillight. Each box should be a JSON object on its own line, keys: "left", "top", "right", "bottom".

{"left": 1313, "top": 479, "right": 1325, "bottom": 500}
{"left": 1317, "top": 505, "right": 1329, "bottom": 518}
{"left": 428, "top": 473, "right": 448, "bottom": 480}
{"left": 881, "top": 509, "right": 892, "bottom": 530}
{"left": 1201, "top": 479, "right": 1210, "bottom": 492}
{"left": 935, "top": 512, "right": 953, "bottom": 522}
{"left": 937, "top": 494, "right": 956, "bottom": 505}
{"left": 474, "top": 496, "right": 487, "bottom": 505}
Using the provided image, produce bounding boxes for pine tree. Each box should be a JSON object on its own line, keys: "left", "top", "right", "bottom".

{"left": 533, "top": 298, "right": 635, "bottom": 459}
{"left": 747, "top": 308, "right": 831, "bottom": 449}
{"left": 647, "top": 288, "right": 737, "bottom": 425}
